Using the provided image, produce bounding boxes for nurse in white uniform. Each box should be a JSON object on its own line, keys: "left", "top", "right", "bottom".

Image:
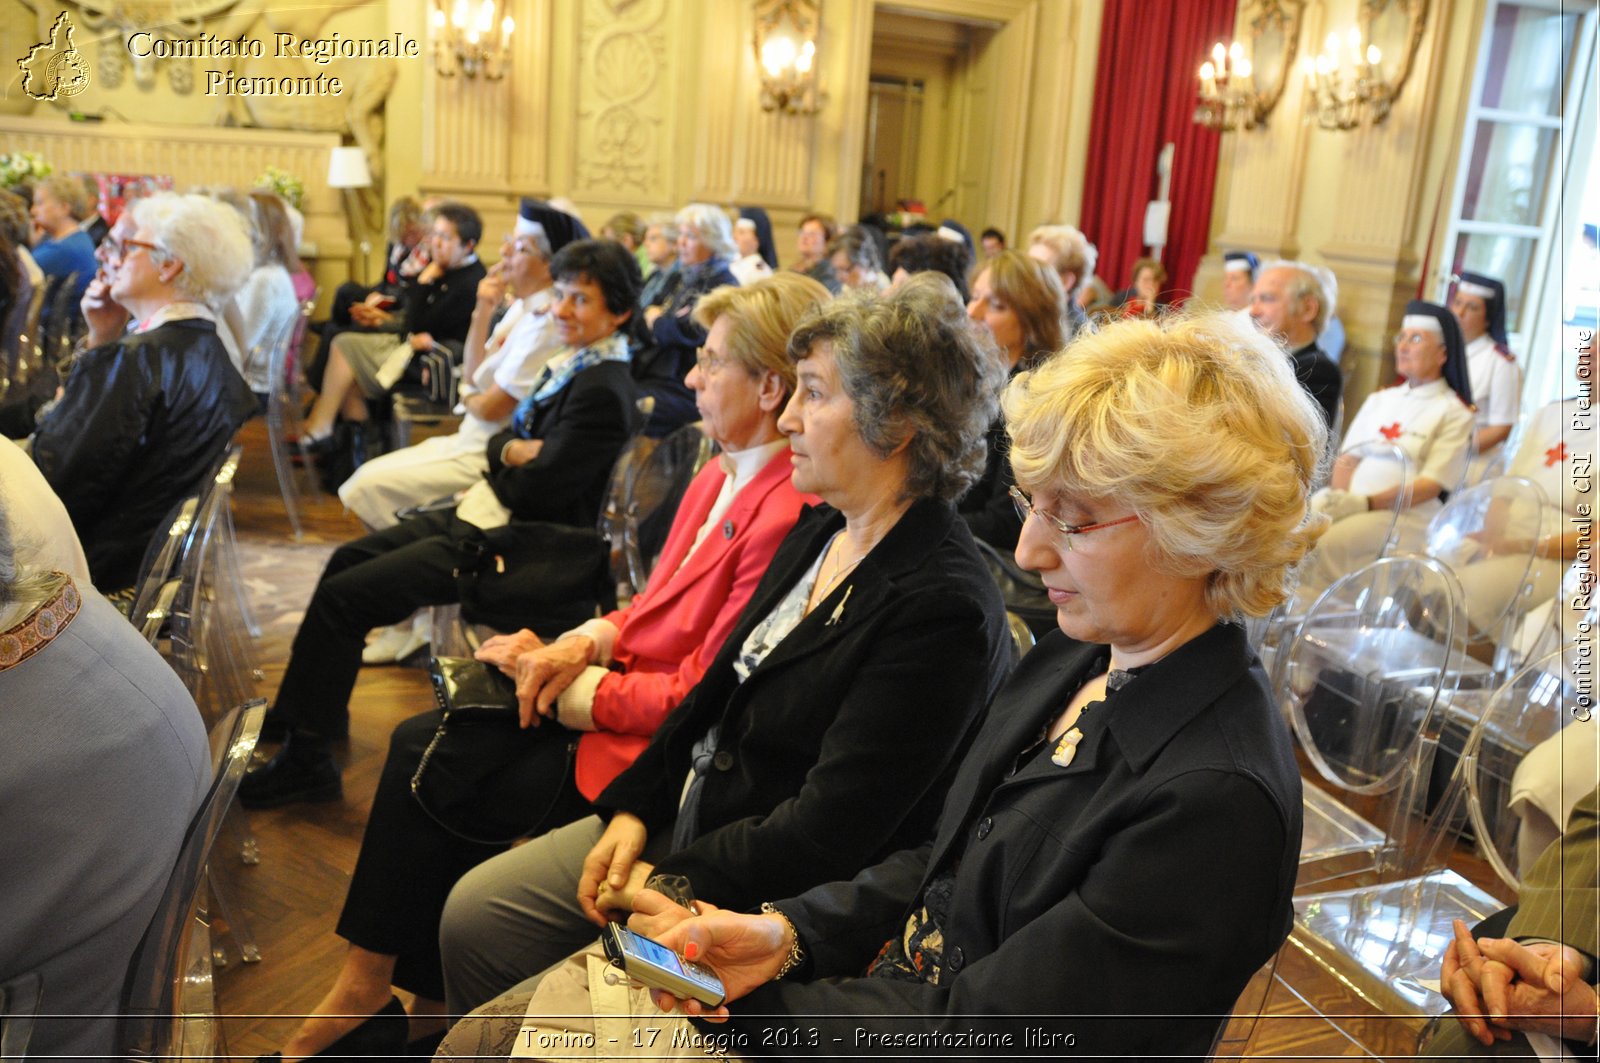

{"left": 1451, "top": 271, "right": 1522, "bottom": 480}
{"left": 1302, "top": 300, "right": 1476, "bottom": 596}
{"left": 1454, "top": 340, "right": 1595, "bottom": 633}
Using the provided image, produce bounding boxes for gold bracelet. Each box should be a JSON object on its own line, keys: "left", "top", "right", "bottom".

{"left": 759, "top": 903, "right": 805, "bottom": 980}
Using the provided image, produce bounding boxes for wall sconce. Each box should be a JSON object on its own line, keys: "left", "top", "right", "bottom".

{"left": 328, "top": 146, "right": 374, "bottom": 283}
{"left": 429, "top": 0, "right": 514, "bottom": 80}
{"left": 754, "top": 0, "right": 825, "bottom": 115}
{"left": 1193, "top": 0, "right": 1304, "bottom": 132}
{"left": 1301, "top": 0, "right": 1429, "bottom": 130}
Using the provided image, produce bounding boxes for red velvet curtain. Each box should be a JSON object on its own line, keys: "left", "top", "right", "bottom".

{"left": 1079, "top": 0, "right": 1235, "bottom": 302}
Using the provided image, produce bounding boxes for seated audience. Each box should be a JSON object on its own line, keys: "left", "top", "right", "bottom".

{"left": 339, "top": 203, "right": 577, "bottom": 666}
{"left": 634, "top": 203, "right": 739, "bottom": 437}
{"left": 434, "top": 274, "right": 1013, "bottom": 1023}
{"left": 637, "top": 215, "right": 681, "bottom": 311}
{"left": 1428, "top": 785, "right": 1599, "bottom": 1058}
{"left": 318, "top": 196, "right": 426, "bottom": 373}
{"left": 729, "top": 207, "right": 777, "bottom": 286}
{"left": 1025, "top": 222, "right": 1095, "bottom": 340}
{"left": 1248, "top": 260, "right": 1342, "bottom": 426}
{"left": 1452, "top": 271, "right": 1523, "bottom": 476}
{"left": 261, "top": 273, "right": 828, "bottom": 1060}
{"left": 887, "top": 231, "right": 973, "bottom": 301}
{"left": 302, "top": 202, "right": 488, "bottom": 471}
{"left": 0, "top": 500, "right": 210, "bottom": 1061}
{"left": 1111, "top": 255, "right": 1169, "bottom": 316}
{"left": 238, "top": 239, "right": 643, "bottom": 809}
{"left": 980, "top": 226, "right": 1005, "bottom": 256}
{"left": 234, "top": 191, "right": 303, "bottom": 404}
{"left": 789, "top": 212, "right": 840, "bottom": 293}
{"left": 826, "top": 225, "right": 890, "bottom": 294}
{"left": 1222, "top": 249, "right": 1259, "bottom": 310}
{"left": 30, "top": 192, "right": 256, "bottom": 592}
{"left": 961, "top": 250, "right": 1067, "bottom": 550}
{"left": 1301, "top": 300, "right": 1475, "bottom": 596}
{"left": 437, "top": 309, "right": 1322, "bottom": 1061}
{"left": 28, "top": 173, "right": 98, "bottom": 303}
{"left": 1454, "top": 341, "right": 1595, "bottom": 635}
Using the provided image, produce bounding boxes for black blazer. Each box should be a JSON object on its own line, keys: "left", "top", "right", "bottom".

{"left": 482, "top": 359, "right": 636, "bottom": 527}
{"left": 598, "top": 498, "right": 1014, "bottom": 910}
{"left": 1291, "top": 341, "right": 1343, "bottom": 428}
{"left": 726, "top": 622, "right": 1303, "bottom": 1059}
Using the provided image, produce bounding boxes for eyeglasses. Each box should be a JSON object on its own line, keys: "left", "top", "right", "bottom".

{"left": 1008, "top": 485, "right": 1139, "bottom": 550}
{"left": 1393, "top": 330, "right": 1438, "bottom": 347}
{"left": 120, "top": 238, "right": 165, "bottom": 258}
{"left": 694, "top": 348, "right": 729, "bottom": 375}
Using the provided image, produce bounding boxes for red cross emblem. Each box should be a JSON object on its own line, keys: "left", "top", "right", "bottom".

{"left": 1378, "top": 422, "right": 1402, "bottom": 441}
{"left": 1546, "top": 442, "right": 1568, "bottom": 467}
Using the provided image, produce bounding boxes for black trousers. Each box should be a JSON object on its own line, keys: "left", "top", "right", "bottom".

{"left": 274, "top": 510, "right": 467, "bottom": 737}
{"left": 334, "top": 710, "right": 593, "bottom": 1000}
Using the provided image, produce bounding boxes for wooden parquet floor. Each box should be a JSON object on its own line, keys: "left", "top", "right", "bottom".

{"left": 210, "top": 417, "right": 1514, "bottom": 1061}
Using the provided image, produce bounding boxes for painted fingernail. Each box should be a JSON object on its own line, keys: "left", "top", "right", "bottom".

{"left": 684, "top": 941, "right": 699, "bottom": 960}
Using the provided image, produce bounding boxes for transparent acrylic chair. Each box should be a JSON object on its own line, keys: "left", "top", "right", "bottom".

{"left": 1281, "top": 560, "right": 1508, "bottom": 1050}
{"left": 1459, "top": 642, "right": 1588, "bottom": 894}
{"left": 619, "top": 421, "right": 718, "bottom": 601}
{"left": 1284, "top": 555, "right": 1490, "bottom": 891}
{"left": 1252, "top": 441, "right": 1417, "bottom": 695}
{"left": 117, "top": 702, "right": 265, "bottom": 1062}
{"left": 1422, "top": 475, "right": 1548, "bottom": 682}
{"left": 263, "top": 296, "right": 318, "bottom": 540}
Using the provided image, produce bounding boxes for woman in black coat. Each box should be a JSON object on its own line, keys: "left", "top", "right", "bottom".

{"left": 433, "top": 273, "right": 1015, "bottom": 1025}
{"left": 451, "top": 310, "right": 1330, "bottom": 1061}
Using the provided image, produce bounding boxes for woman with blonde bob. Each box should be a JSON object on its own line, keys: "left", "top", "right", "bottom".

{"left": 529, "top": 311, "right": 1330, "bottom": 1061}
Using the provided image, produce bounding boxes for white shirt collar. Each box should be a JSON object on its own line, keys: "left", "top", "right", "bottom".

{"left": 1405, "top": 377, "right": 1449, "bottom": 396}
{"left": 719, "top": 437, "right": 788, "bottom": 492}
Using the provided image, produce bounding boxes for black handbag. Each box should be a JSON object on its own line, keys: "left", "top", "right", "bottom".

{"left": 410, "top": 656, "right": 578, "bottom": 845}
{"left": 451, "top": 519, "right": 614, "bottom": 636}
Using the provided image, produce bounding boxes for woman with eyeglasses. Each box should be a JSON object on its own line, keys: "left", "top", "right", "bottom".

{"left": 1300, "top": 299, "right": 1477, "bottom": 597}
{"left": 30, "top": 192, "right": 257, "bottom": 593}
{"left": 434, "top": 311, "right": 1323, "bottom": 1061}
{"left": 433, "top": 274, "right": 1014, "bottom": 1048}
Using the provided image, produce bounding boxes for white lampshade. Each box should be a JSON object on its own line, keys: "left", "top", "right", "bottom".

{"left": 327, "top": 147, "right": 372, "bottom": 189}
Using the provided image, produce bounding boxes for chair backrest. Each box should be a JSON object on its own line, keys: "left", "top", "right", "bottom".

{"left": 1424, "top": 475, "right": 1548, "bottom": 654}
{"left": 36, "top": 271, "right": 82, "bottom": 369}
{"left": 118, "top": 701, "right": 264, "bottom": 1061}
{"left": 1461, "top": 641, "right": 1587, "bottom": 892}
{"left": 621, "top": 422, "right": 717, "bottom": 598}
{"left": 130, "top": 496, "right": 202, "bottom": 639}
{"left": 166, "top": 461, "right": 256, "bottom": 723}
{"left": 1283, "top": 555, "right": 1480, "bottom": 880}
{"left": 0, "top": 970, "right": 42, "bottom": 1062}
{"left": 1341, "top": 439, "right": 1415, "bottom": 559}
{"left": 1514, "top": 560, "right": 1596, "bottom": 670}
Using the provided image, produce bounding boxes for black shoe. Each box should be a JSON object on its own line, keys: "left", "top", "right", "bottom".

{"left": 238, "top": 746, "right": 342, "bottom": 809}
{"left": 254, "top": 996, "right": 408, "bottom": 1060}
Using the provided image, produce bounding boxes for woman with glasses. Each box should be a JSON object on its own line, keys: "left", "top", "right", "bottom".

{"left": 433, "top": 274, "right": 1014, "bottom": 1042}
{"left": 436, "top": 310, "right": 1325, "bottom": 1061}
{"left": 30, "top": 192, "right": 257, "bottom": 592}
{"left": 1300, "top": 299, "right": 1476, "bottom": 597}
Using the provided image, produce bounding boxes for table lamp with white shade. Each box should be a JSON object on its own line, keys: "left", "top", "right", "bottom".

{"left": 327, "top": 146, "right": 373, "bottom": 284}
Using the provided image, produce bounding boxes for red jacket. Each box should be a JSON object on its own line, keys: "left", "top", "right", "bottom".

{"left": 573, "top": 447, "right": 812, "bottom": 799}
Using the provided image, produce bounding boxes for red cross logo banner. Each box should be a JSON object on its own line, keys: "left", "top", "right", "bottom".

{"left": 1545, "top": 442, "right": 1568, "bottom": 467}
{"left": 1378, "top": 422, "right": 1403, "bottom": 441}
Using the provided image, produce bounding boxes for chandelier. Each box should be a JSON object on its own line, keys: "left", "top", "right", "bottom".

{"left": 753, "top": 0, "right": 825, "bottom": 115}
{"left": 1301, "top": 28, "right": 1392, "bottom": 130}
{"left": 429, "top": 0, "right": 513, "bottom": 80}
{"left": 1194, "top": 40, "right": 1262, "bottom": 131}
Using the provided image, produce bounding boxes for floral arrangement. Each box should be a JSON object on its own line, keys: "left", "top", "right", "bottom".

{"left": 255, "top": 166, "right": 305, "bottom": 210}
{"left": 0, "top": 151, "right": 54, "bottom": 189}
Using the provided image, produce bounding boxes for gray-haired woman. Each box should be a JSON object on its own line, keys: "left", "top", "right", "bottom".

{"left": 433, "top": 274, "right": 1016, "bottom": 1051}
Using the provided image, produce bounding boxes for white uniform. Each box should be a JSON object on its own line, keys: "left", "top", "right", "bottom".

{"left": 728, "top": 253, "right": 771, "bottom": 286}
{"left": 1456, "top": 396, "right": 1595, "bottom": 632}
{"left": 1464, "top": 332, "right": 1523, "bottom": 480}
{"left": 338, "top": 288, "right": 562, "bottom": 529}
{"left": 1303, "top": 378, "right": 1475, "bottom": 594}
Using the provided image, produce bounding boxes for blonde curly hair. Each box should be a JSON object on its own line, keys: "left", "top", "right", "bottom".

{"left": 1003, "top": 310, "right": 1330, "bottom": 618}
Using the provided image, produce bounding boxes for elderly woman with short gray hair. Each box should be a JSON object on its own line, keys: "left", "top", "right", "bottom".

{"left": 633, "top": 202, "right": 740, "bottom": 436}
{"left": 433, "top": 274, "right": 1015, "bottom": 1051}
{"left": 31, "top": 191, "right": 256, "bottom": 591}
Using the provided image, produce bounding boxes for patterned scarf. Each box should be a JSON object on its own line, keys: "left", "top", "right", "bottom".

{"left": 511, "top": 330, "right": 630, "bottom": 437}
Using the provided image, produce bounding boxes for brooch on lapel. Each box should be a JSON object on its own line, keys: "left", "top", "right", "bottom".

{"left": 825, "top": 585, "right": 853, "bottom": 626}
{"left": 722, "top": 519, "right": 734, "bottom": 540}
{"left": 1051, "top": 728, "right": 1085, "bottom": 768}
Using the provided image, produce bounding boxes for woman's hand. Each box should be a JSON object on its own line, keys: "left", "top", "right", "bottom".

{"left": 349, "top": 302, "right": 393, "bottom": 328}
{"left": 81, "top": 276, "right": 130, "bottom": 347}
{"left": 475, "top": 628, "right": 545, "bottom": 677}
{"left": 645, "top": 910, "right": 794, "bottom": 1021}
{"left": 500, "top": 439, "right": 544, "bottom": 467}
{"left": 593, "top": 858, "right": 655, "bottom": 918}
{"left": 627, "top": 888, "right": 717, "bottom": 939}
{"left": 513, "top": 636, "right": 595, "bottom": 725}
{"left": 578, "top": 814, "right": 649, "bottom": 927}
{"left": 644, "top": 305, "right": 665, "bottom": 328}
{"left": 476, "top": 271, "right": 507, "bottom": 308}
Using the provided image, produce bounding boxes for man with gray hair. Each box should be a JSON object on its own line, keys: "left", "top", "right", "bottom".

{"left": 1249, "top": 260, "right": 1342, "bottom": 427}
